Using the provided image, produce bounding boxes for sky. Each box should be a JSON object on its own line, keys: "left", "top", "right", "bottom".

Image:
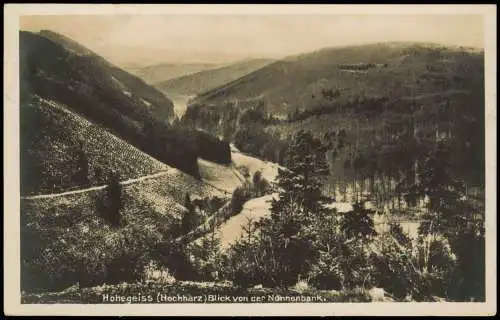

{"left": 20, "top": 14, "right": 484, "bottom": 67}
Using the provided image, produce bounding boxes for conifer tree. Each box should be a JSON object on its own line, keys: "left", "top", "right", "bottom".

{"left": 255, "top": 130, "right": 333, "bottom": 287}
{"left": 252, "top": 170, "right": 262, "bottom": 188}
{"left": 278, "top": 130, "right": 331, "bottom": 213}
{"left": 224, "top": 217, "right": 264, "bottom": 287}
{"left": 182, "top": 193, "right": 197, "bottom": 235}
{"left": 409, "top": 140, "right": 485, "bottom": 301}
{"left": 412, "top": 141, "right": 466, "bottom": 237}
{"left": 341, "top": 202, "right": 377, "bottom": 241}
{"left": 189, "top": 219, "right": 223, "bottom": 281}
{"left": 101, "top": 172, "right": 122, "bottom": 227}
{"left": 75, "top": 140, "right": 89, "bottom": 187}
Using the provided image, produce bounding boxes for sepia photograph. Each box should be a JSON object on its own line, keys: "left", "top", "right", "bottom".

{"left": 4, "top": 4, "right": 496, "bottom": 316}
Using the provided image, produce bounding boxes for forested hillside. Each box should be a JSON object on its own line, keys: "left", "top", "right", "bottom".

{"left": 183, "top": 42, "right": 485, "bottom": 205}
{"left": 20, "top": 30, "right": 231, "bottom": 185}
{"left": 192, "top": 42, "right": 483, "bottom": 116}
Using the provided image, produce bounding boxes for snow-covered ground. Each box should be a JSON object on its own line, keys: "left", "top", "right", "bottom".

{"left": 216, "top": 193, "right": 278, "bottom": 249}
{"left": 324, "top": 202, "right": 354, "bottom": 213}
{"left": 170, "top": 95, "right": 194, "bottom": 118}
{"left": 325, "top": 201, "right": 420, "bottom": 238}
{"left": 198, "top": 158, "right": 243, "bottom": 193}
{"left": 374, "top": 220, "right": 420, "bottom": 238}
{"left": 196, "top": 144, "right": 423, "bottom": 249}
{"left": 196, "top": 144, "right": 284, "bottom": 194}
{"left": 213, "top": 193, "right": 420, "bottom": 250}
{"left": 230, "top": 144, "right": 283, "bottom": 183}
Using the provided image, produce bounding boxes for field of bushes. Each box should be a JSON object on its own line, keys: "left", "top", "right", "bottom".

{"left": 20, "top": 162, "right": 232, "bottom": 294}
{"left": 21, "top": 280, "right": 374, "bottom": 304}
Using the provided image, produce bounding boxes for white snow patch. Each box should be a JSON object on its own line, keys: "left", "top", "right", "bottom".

{"left": 170, "top": 96, "right": 193, "bottom": 118}
{"left": 111, "top": 76, "right": 127, "bottom": 91}
{"left": 230, "top": 144, "right": 240, "bottom": 153}
{"left": 324, "top": 200, "right": 376, "bottom": 213}
{"left": 123, "top": 91, "right": 132, "bottom": 98}
{"left": 340, "top": 69, "right": 369, "bottom": 74}
{"left": 324, "top": 202, "right": 353, "bottom": 213}
{"left": 140, "top": 98, "right": 152, "bottom": 107}
{"left": 80, "top": 225, "right": 90, "bottom": 234}
{"left": 368, "top": 287, "right": 388, "bottom": 302}
{"left": 365, "top": 201, "right": 377, "bottom": 210}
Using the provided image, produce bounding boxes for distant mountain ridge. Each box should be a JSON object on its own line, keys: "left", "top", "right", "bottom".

{"left": 126, "top": 62, "right": 223, "bottom": 85}
{"left": 154, "top": 58, "right": 274, "bottom": 98}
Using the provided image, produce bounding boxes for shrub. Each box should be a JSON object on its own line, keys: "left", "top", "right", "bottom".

{"left": 143, "top": 261, "right": 175, "bottom": 283}
{"left": 186, "top": 230, "right": 224, "bottom": 282}
{"left": 230, "top": 186, "right": 250, "bottom": 214}
{"left": 221, "top": 218, "right": 266, "bottom": 288}
{"left": 20, "top": 189, "right": 177, "bottom": 293}
{"left": 389, "top": 222, "right": 412, "bottom": 247}
{"left": 447, "top": 229, "right": 485, "bottom": 301}
{"left": 252, "top": 170, "right": 271, "bottom": 197}
{"left": 411, "top": 235, "right": 457, "bottom": 300}
{"left": 192, "top": 196, "right": 225, "bottom": 215}
{"left": 340, "top": 202, "right": 377, "bottom": 241}
{"left": 238, "top": 166, "right": 250, "bottom": 180}
{"left": 181, "top": 193, "right": 201, "bottom": 235}
{"left": 369, "top": 233, "right": 458, "bottom": 301}
{"left": 369, "top": 235, "right": 415, "bottom": 300}
{"left": 97, "top": 173, "right": 123, "bottom": 228}
{"left": 223, "top": 242, "right": 264, "bottom": 288}
{"left": 308, "top": 250, "right": 344, "bottom": 290}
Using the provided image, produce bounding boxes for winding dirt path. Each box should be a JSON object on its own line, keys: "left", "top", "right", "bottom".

{"left": 20, "top": 168, "right": 178, "bottom": 200}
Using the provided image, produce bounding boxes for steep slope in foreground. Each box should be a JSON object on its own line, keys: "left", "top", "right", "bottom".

{"left": 20, "top": 95, "right": 233, "bottom": 198}
{"left": 192, "top": 42, "right": 483, "bottom": 116}
{"left": 20, "top": 95, "right": 170, "bottom": 195}
{"left": 21, "top": 163, "right": 229, "bottom": 292}
{"left": 20, "top": 96, "right": 232, "bottom": 293}
{"left": 155, "top": 59, "right": 274, "bottom": 98}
